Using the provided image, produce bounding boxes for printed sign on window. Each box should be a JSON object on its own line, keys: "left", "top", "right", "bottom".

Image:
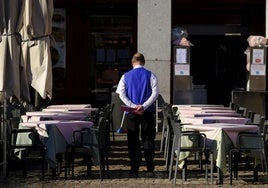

{"left": 250, "top": 64, "right": 266, "bottom": 76}
{"left": 252, "top": 48, "right": 264, "bottom": 64}
{"left": 174, "top": 64, "right": 190, "bottom": 75}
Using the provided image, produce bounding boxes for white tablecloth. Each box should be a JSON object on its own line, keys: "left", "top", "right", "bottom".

{"left": 181, "top": 123, "right": 259, "bottom": 174}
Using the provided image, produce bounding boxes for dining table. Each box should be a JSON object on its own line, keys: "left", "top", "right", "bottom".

{"left": 180, "top": 116, "right": 250, "bottom": 125}
{"left": 180, "top": 123, "right": 259, "bottom": 183}
{"left": 173, "top": 105, "right": 240, "bottom": 117}
{"left": 42, "top": 106, "right": 99, "bottom": 116}
{"left": 22, "top": 111, "right": 90, "bottom": 122}
{"left": 15, "top": 119, "right": 98, "bottom": 169}
{"left": 177, "top": 105, "right": 234, "bottom": 110}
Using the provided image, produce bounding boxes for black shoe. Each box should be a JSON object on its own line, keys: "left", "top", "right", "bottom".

{"left": 129, "top": 169, "right": 138, "bottom": 174}
{"left": 129, "top": 169, "right": 139, "bottom": 178}
{"left": 147, "top": 163, "right": 154, "bottom": 172}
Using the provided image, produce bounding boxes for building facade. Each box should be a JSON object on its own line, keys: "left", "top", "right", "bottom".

{"left": 52, "top": 0, "right": 266, "bottom": 106}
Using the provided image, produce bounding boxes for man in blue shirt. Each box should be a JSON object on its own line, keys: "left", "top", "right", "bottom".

{"left": 116, "top": 52, "right": 159, "bottom": 175}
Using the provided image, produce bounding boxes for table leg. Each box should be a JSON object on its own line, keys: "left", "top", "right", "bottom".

{"left": 217, "top": 167, "right": 223, "bottom": 184}
{"left": 253, "top": 165, "right": 259, "bottom": 182}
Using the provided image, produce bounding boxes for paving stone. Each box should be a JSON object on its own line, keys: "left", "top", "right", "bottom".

{"left": 1, "top": 132, "right": 268, "bottom": 187}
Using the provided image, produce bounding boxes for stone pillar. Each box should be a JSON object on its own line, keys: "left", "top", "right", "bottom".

{"left": 266, "top": 0, "right": 268, "bottom": 37}
{"left": 138, "top": 0, "right": 171, "bottom": 103}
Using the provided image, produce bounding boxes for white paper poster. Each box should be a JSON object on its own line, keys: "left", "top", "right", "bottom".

{"left": 174, "top": 64, "right": 190, "bottom": 75}
{"left": 252, "top": 48, "right": 264, "bottom": 64}
{"left": 176, "top": 48, "right": 187, "bottom": 63}
{"left": 250, "top": 64, "right": 266, "bottom": 75}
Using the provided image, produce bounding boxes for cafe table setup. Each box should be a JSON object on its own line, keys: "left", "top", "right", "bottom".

{"left": 172, "top": 104, "right": 260, "bottom": 184}
{"left": 14, "top": 104, "right": 99, "bottom": 173}
{"left": 180, "top": 123, "right": 259, "bottom": 184}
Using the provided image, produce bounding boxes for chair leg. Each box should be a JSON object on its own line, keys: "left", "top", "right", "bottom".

{"left": 41, "top": 152, "right": 45, "bottom": 180}
{"left": 234, "top": 153, "right": 239, "bottom": 180}
{"left": 160, "top": 119, "right": 166, "bottom": 153}
{"left": 229, "top": 151, "right": 233, "bottom": 185}
{"left": 182, "top": 159, "right": 187, "bottom": 181}
{"left": 165, "top": 128, "right": 171, "bottom": 170}
{"left": 199, "top": 152, "right": 203, "bottom": 171}
{"left": 263, "top": 152, "right": 268, "bottom": 179}
{"left": 86, "top": 157, "right": 92, "bottom": 176}
{"left": 164, "top": 127, "right": 170, "bottom": 161}
{"left": 71, "top": 148, "right": 75, "bottom": 178}
{"left": 103, "top": 150, "right": 110, "bottom": 178}
{"left": 173, "top": 147, "right": 180, "bottom": 184}
{"left": 64, "top": 152, "right": 68, "bottom": 179}
{"left": 168, "top": 134, "right": 176, "bottom": 180}
{"left": 173, "top": 135, "right": 181, "bottom": 184}
{"left": 98, "top": 151, "right": 103, "bottom": 181}
{"left": 253, "top": 165, "right": 259, "bottom": 182}
{"left": 210, "top": 152, "right": 214, "bottom": 184}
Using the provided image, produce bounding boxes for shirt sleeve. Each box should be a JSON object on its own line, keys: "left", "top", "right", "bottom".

{"left": 142, "top": 72, "right": 159, "bottom": 110}
{"left": 116, "top": 75, "right": 136, "bottom": 108}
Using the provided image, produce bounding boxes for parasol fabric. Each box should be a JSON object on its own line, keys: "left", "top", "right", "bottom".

{"left": 20, "top": 0, "right": 54, "bottom": 100}
{"left": 0, "top": 0, "right": 30, "bottom": 101}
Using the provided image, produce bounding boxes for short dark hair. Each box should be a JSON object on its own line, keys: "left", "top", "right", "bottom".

{"left": 132, "top": 53, "right": 145, "bottom": 64}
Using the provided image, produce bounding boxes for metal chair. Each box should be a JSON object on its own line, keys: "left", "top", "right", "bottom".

{"left": 163, "top": 104, "right": 211, "bottom": 184}
{"left": 6, "top": 96, "right": 47, "bottom": 180}
{"left": 229, "top": 120, "right": 268, "bottom": 185}
{"left": 65, "top": 107, "right": 110, "bottom": 180}
{"left": 159, "top": 103, "right": 170, "bottom": 166}
{"left": 9, "top": 127, "right": 47, "bottom": 180}
{"left": 65, "top": 127, "right": 99, "bottom": 179}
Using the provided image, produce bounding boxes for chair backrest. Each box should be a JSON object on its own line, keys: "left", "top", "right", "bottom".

{"left": 229, "top": 102, "right": 236, "bottom": 110}
{"left": 238, "top": 119, "right": 268, "bottom": 151}
{"left": 233, "top": 103, "right": 240, "bottom": 112}
{"left": 246, "top": 111, "right": 256, "bottom": 124}
{"left": 97, "top": 116, "right": 110, "bottom": 150}
{"left": 252, "top": 113, "right": 262, "bottom": 125}
{"left": 238, "top": 132, "right": 263, "bottom": 150}
{"left": 163, "top": 103, "right": 206, "bottom": 150}
{"left": 262, "top": 120, "right": 268, "bottom": 144}
{"left": 73, "top": 127, "right": 98, "bottom": 147}
{"left": 237, "top": 107, "right": 247, "bottom": 117}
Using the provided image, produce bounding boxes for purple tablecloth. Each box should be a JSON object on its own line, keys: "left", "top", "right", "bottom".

{"left": 17, "top": 120, "right": 95, "bottom": 168}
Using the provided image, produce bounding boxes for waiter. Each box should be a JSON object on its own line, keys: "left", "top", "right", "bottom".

{"left": 116, "top": 52, "right": 159, "bottom": 175}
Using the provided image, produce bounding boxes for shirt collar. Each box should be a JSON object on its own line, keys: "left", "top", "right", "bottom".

{"left": 133, "top": 65, "right": 143, "bottom": 69}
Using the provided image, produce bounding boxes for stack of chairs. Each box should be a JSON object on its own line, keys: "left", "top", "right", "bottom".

{"left": 162, "top": 103, "right": 212, "bottom": 184}
{"left": 228, "top": 102, "right": 268, "bottom": 184}
{"left": 7, "top": 96, "right": 47, "bottom": 180}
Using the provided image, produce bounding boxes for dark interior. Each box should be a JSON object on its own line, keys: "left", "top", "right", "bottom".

{"left": 50, "top": 0, "right": 265, "bottom": 107}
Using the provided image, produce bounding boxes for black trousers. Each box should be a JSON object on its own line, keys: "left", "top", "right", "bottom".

{"left": 125, "top": 112, "right": 156, "bottom": 171}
